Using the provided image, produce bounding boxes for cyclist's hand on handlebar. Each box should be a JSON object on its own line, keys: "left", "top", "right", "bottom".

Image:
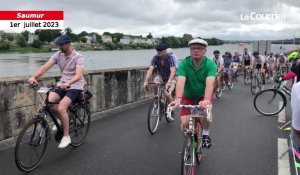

{"left": 60, "top": 82, "right": 70, "bottom": 90}
{"left": 274, "top": 75, "right": 283, "bottom": 83}
{"left": 169, "top": 99, "right": 180, "bottom": 110}
{"left": 28, "top": 76, "right": 38, "bottom": 85}
{"left": 143, "top": 82, "right": 148, "bottom": 91}
{"left": 199, "top": 100, "right": 212, "bottom": 109}
{"left": 165, "top": 81, "right": 171, "bottom": 90}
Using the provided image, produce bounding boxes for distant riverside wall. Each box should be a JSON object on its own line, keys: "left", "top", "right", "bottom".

{"left": 0, "top": 67, "right": 153, "bottom": 144}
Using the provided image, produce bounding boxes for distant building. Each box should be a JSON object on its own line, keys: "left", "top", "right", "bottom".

{"left": 28, "top": 33, "right": 39, "bottom": 43}
{"left": 253, "top": 40, "right": 271, "bottom": 55}
{"left": 120, "top": 35, "right": 132, "bottom": 44}
{"left": 102, "top": 34, "right": 112, "bottom": 43}
{"left": 85, "top": 33, "right": 97, "bottom": 44}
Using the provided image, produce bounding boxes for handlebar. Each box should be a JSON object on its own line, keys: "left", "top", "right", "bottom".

{"left": 175, "top": 104, "right": 212, "bottom": 122}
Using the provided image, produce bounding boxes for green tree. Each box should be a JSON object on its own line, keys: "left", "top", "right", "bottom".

{"left": 0, "top": 42, "right": 10, "bottom": 50}
{"left": 104, "top": 42, "right": 117, "bottom": 50}
{"left": 146, "top": 33, "right": 153, "bottom": 39}
{"left": 95, "top": 33, "right": 102, "bottom": 44}
{"left": 1, "top": 34, "right": 14, "bottom": 42}
{"left": 112, "top": 33, "right": 124, "bottom": 44}
{"left": 17, "top": 35, "right": 28, "bottom": 47}
{"left": 65, "top": 27, "right": 72, "bottom": 36}
{"left": 103, "top": 32, "right": 111, "bottom": 36}
{"left": 21, "top": 30, "right": 30, "bottom": 41}
{"left": 181, "top": 33, "right": 193, "bottom": 47}
{"left": 6, "top": 34, "right": 14, "bottom": 42}
{"left": 78, "top": 31, "right": 88, "bottom": 37}
{"left": 38, "top": 30, "right": 61, "bottom": 43}
{"left": 80, "top": 36, "right": 87, "bottom": 43}
{"left": 31, "top": 39, "right": 43, "bottom": 48}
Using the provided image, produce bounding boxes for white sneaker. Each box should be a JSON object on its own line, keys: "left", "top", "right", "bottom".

{"left": 58, "top": 136, "right": 71, "bottom": 149}
{"left": 52, "top": 119, "right": 61, "bottom": 131}
{"left": 166, "top": 106, "right": 175, "bottom": 121}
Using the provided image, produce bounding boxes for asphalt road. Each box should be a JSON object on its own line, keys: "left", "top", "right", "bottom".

{"left": 0, "top": 79, "right": 291, "bottom": 175}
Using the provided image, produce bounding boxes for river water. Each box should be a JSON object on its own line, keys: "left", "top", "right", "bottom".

{"left": 0, "top": 44, "right": 299, "bottom": 78}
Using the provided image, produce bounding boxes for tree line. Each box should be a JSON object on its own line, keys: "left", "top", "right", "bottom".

{"left": 0, "top": 27, "right": 224, "bottom": 51}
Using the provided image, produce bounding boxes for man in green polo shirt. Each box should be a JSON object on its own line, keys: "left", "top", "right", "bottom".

{"left": 171, "top": 38, "right": 217, "bottom": 148}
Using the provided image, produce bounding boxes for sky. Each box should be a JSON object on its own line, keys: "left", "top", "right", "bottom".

{"left": 0, "top": 0, "right": 300, "bottom": 40}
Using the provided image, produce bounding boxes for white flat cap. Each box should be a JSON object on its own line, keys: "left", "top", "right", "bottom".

{"left": 188, "top": 38, "right": 208, "bottom": 47}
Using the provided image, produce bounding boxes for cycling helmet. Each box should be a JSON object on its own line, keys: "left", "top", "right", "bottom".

{"left": 288, "top": 51, "right": 300, "bottom": 62}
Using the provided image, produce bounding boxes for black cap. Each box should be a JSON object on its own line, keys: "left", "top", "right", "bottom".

{"left": 156, "top": 43, "right": 168, "bottom": 51}
{"left": 56, "top": 35, "right": 71, "bottom": 45}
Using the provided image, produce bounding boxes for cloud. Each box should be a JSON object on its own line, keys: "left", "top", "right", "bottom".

{"left": 0, "top": 0, "right": 299, "bottom": 40}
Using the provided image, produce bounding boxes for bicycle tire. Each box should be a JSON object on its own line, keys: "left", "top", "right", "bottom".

{"left": 195, "top": 120, "right": 203, "bottom": 164}
{"left": 15, "top": 117, "right": 49, "bottom": 172}
{"left": 228, "top": 82, "right": 233, "bottom": 90}
{"left": 250, "top": 77, "right": 259, "bottom": 95}
{"left": 147, "top": 99, "right": 160, "bottom": 135}
{"left": 244, "top": 70, "right": 249, "bottom": 85}
{"left": 221, "top": 81, "right": 226, "bottom": 91}
{"left": 253, "top": 89, "right": 287, "bottom": 116}
{"left": 70, "top": 102, "right": 91, "bottom": 147}
{"left": 215, "top": 89, "right": 222, "bottom": 98}
{"left": 164, "top": 101, "right": 172, "bottom": 123}
{"left": 181, "top": 135, "right": 195, "bottom": 175}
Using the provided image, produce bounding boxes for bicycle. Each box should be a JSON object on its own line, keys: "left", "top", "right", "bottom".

{"left": 243, "top": 66, "right": 252, "bottom": 85}
{"left": 176, "top": 104, "right": 211, "bottom": 175}
{"left": 15, "top": 84, "right": 92, "bottom": 172}
{"left": 250, "top": 69, "right": 264, "bottom": 95}
{"left": 147, "top": 82, "right": 174, "bottom": 135}
{"left": 253, "top": 79, "right": 290, "bottom": 116}
{"left": 220, "top": 68, "right": 233, "bottom": 91}
{"left": 265, "top": 65, "right": 273, "bottom": 84}
{"left": 215, "top": 72, "right": 223, "bottom": 99}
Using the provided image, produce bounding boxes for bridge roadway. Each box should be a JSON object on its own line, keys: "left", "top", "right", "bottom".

{"left": 0, "top": 80, "right": 292, "bottom": 175}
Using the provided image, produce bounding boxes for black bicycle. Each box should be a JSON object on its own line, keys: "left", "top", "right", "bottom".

{"left": 253, "top": 79, "right": 290, "bottom": 116}
{"left": 15, "top": 84, "right": 92, "bottom": 172}
{"left": 147, "top": 83, "right": 174, "bottom": 135}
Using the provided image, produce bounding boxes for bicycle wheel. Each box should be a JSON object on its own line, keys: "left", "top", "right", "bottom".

{"left": 253, "top": 89, "right": 287, "bottom": 116}
{"left": 195, "top": 120, "right": 203, "bottom": 164}
{"left": 250, "top": 77, "right": 259, "bottom": 95}
{"left": 181, "top": 135, "right": 195, "bottom": 175}
{"left": 69, "top": 102, "right": 91, "bottom": 147}
{"left": 228, "top": 82, "right": 233, "bottom": 90}
{"left": 147, "top": 99, "right": 160, "bottom": 135}
{"left": 15, "top": 117, "right": 49, "bottom": 172}
{"left": 215, "top": 89, "right": 222, "bottom": 98}
{"left": 244, "top": 70, "right": 249, "bottom": 85}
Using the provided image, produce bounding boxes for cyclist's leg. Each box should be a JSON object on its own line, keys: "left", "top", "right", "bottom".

{"left": 153, "top": 75, "right": 162, "bottom": 95}
{"left": 48, "top": 90, "right": 64, "bottom": 120}
{"left": 165, "top": 76, "right": 177, "bottom": 103}
{"left": 180, "top": 95, "right": 197, "bottom": 132}
{"left": 217, "top": 72, "right": 222, "bottom": 90}
{"left": 57, "top": 90, "right": 81, "bottom": 148}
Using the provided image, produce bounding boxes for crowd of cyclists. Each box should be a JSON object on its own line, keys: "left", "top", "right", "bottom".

{"left": 143, "top": 38, "right": 300, "bottom": 150}
{"left": 26, "top": 34, "right": 300, "bottom": 174}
